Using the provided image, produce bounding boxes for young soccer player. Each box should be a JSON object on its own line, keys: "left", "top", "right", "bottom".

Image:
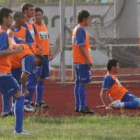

{"left": 3, "top": 43, "right": 44, "bottom": 114}
{"left": 100, "top": 59, "right": 140, "bottom": 109}
{"left": 72, "top": 10, "right": 94, "bottom": 114}
{"left": 33, "top": 7, "right": 52, "bottom": 108}
{"left": 21, "top": 3, "right": 43, "bottom": 111}
{"left": 0, "top": 7, "right": 28, "bottom": 134}
{"left": 1, "top": 11, "right": 36, "bottom": 117}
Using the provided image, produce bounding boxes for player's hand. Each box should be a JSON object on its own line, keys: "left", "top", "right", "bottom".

{"left": 106, "top": 106, "right": 113, "bottom": 110}
{"left": 49, "top": 54, "right": 53, "bottom": 61}
{"left": 24, "top": 89, "right": 29, "bottom": 97}
{"left": 13, "top": 45, "right": 24, "bottom": 53}
{"left": 87, "top": 62, "right": 93, "bottom": 68}
{"left": 7, "top": 29, "right": 14, "bottom": 37}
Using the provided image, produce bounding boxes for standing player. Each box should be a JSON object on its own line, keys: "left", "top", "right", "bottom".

{"left": 21, "top": 3, "right": 42, "bottom": 111}
{"left": 21, "top": 3, "right": 42, "bottom": 53}
{"left": 0, "top": 7, "right": 27, "bottom": 134}
{"left": 72, "top": 10, "right": 94, "bottom": 114}
{"left": 100, "top": 59, "right": 140, "bottom": 109}
{"left": 33, "top": 7, "right": 52, "bottom": 108}
{"left": 1, "top": 11, "right": 36, "bottom": 117}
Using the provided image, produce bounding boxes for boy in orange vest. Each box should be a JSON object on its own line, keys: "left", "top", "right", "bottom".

{"left": 100, "top": 59, "right": 140, "bottom": 109}
{"left": 33, "top": 7, "right": 52, "bottom": 108}
{"left": 72, "top": 10, "right": 94, "bottom": 114}
{"left": 0, "top": 7, "right": 28, "bottom": 134}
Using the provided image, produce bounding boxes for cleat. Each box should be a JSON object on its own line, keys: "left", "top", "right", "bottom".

{"left": 79, "top": 107, "right": 94, "bottom": 114}
{"left": 24, "top": 104, "right": 36, "bottom": 112}
{"left": 75, "top": 108, "right": 79, "bottom": 112}
{"left": 14, "top": 130, "right": 30, "bottom": 135}
{"left": 35, "top": 101, "right": 50, "bottom": 108}
{"left": 1, "top": 111, "right": 14, "bottom": 118}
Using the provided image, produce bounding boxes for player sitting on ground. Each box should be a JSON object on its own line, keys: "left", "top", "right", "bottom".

{"left": 100, "top": 59, "right": 140, "bottom": 109}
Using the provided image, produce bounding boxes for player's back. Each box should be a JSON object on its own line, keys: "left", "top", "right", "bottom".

{"left": 10, "top": 44, "right": 33, "bottom": 69}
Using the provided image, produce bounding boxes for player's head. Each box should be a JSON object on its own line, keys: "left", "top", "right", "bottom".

{"left": 0, "top": 7, "right": 13, "bottom": 27}
{"left": 13, "top": 11, "right": 25, "bottom": 26}
{"left": 35, "top": 7, "right": 43, "bottom": 23}
{"left": 107, "top": 59, "right": 120, "bottom": 73}
{"left": 34, "top": 54, "right": 44, "bottom": 67}
{"left": 77, "top": 10, "right": 90, "bottom": 26}
{"left": 21, "top": 3, "right": 34, "bottom": 18}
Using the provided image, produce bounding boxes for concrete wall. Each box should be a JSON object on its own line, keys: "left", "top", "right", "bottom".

{"left": 12, "top": 3, "right": 140, "bottom": 67}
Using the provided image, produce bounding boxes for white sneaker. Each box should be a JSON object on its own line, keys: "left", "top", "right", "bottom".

{"left": 24, "top": 104, "right": 36, "bottom": 112}
{"left": 108, "top": 100, "right": 124, "bottom": 109}
{"left": 14, "top": 130, "right": 30, "bottom": 135}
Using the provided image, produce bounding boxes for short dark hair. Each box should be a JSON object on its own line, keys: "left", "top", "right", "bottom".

{"left": 0, "top": 7, "right": 12, "bottom": 25}
{"left": 13, "top": 11, "right": 24, "bottom": 20}
{"left": 77, "top": 10, "right": 90, "bottom": 23}
{"left": 21, "top": 3, "right": 34, "bottom": 13}
{"left": 35, "top": 54, "right": 44, "bottom": 66}
{"left": 35, "top": 7, "right": 43, "bottom": 14}
{"left": 107, "top": 59, "right": 119, "bottom": 71}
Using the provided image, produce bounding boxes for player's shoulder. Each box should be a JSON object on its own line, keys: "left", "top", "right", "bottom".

{"left": 104, "top": 75, "right": 114, "bottom": 81}
{"left": 0, "top": 30, "right": 8, "bottom": 38}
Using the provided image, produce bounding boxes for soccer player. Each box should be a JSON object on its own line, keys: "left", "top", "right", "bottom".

{"left": 100, "top": 59, "right": 140, "bottom": 109}
{"left": 72, "top": 10, "right": 94, "bottom": 114}
{"left": 33, "top": 7, "right": 52, "bottom": 108}
{"left": 21, "top": 3, "right": 42, "bottom": 53}
{"left": 1, "top": 11, "right": 36, "bottom": 117}
{"left": 3, "top": 43, "right": 44, "bottom": 113}
{"left": 0, "top": 7, "right": 27, "bottom": 134}
{"left": 10, "top": 11, "right": 35, "bottom": 84}
{"left": 21, "top": 3, "right": 43, "bottom": 111}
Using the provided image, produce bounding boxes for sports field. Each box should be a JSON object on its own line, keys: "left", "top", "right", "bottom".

{"left": 0, "top": 115, "right": 140, "bottom": 140}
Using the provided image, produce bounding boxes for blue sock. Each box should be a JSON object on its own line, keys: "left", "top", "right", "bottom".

{"left": 74, "top": 84, "right": 79, "bottom": 110}
{"left": 2, "top": 95, "right": 11, "bottom": 113}
{"left": 14, "top": 96, "right": 24, "bottom": 133}
{"left": 36, "top": 81, "right": 44, "bottom": 104}
{"left": 78, "top": 84, "right": 86, "bottom": 110}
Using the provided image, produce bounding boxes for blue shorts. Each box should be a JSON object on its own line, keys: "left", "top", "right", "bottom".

{"left": 121, "top": 92, "right": 140, "bottom": 109}
{"left": 11, "top": 55, "right": 35, "bottom": 84}
{"left": 22, "top": 55, "right": 35, "bottom": 75}
{"left": 0, "top": 74, "right": 20, "bottom": 98}
{"left": 121, "top": 92, "right": 140, "bottom": 103}
{"left": 12, "top": 68, "right": 22, "bottom": 85}
{"left": 74, "top": 63, "right": 92, "bottom": 84}
{"left": 37, "top": 55, "right": 49, "bottom": 78}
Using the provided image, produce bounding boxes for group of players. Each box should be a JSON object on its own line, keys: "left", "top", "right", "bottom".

{"left": 0, "top": 3, "right": 52, "bottom": 134}
{"left": 0, "top": 3, "right": 140, "bottom": 135}
{"left": 73, "top": 10, "right": 140, "bottom": 114}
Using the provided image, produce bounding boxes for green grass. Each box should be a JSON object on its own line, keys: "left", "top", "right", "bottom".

{"left": 0, "top": 115, "right": 140, "bottom": 140}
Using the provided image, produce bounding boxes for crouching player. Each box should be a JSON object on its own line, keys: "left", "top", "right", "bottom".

{"left": 100, "top": 59, "right": 140, "bottom": 109}
{"left": 3, "top": 43, "right": 44, "bottom": 114}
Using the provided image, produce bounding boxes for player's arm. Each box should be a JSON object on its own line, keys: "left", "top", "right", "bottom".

{"left": 49, "top": 48, "right": 53, "bottom": 60}
{"left": 0, "top": 32, "right": 23, "bottom": 57}
{"left": 76, "top": 27, "right": 92, "bottom": 67}
{"left": 21, "top": 72, "right": 29, "bottom": 96}
{"left": 100, "top": 76, "right": 114, "bottom": 108}
{"left": 21, "top": 55, "right": 34, "bottom": 96}
{"left": 100, "top": 89, "right": 112, "bottom": 107}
